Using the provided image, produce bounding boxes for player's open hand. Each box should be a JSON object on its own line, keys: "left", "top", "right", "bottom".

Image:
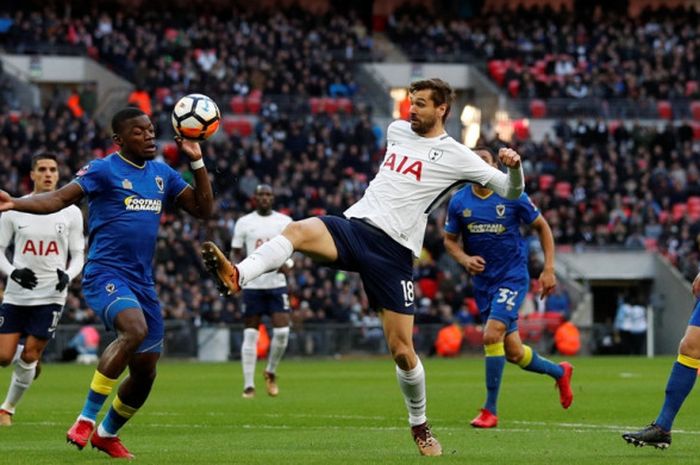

{"left": 498, "top": 148, "right": 521, "bottom": 169}
{"left": 174, "top": 135, "right": 203, "bottom": 161}
{"left": 693, "top": 272, "right": 700, "bottom": 297}
{"left": 463, "top": 255, "right": 486, "bottom": 275}
{"left": 0, "top": 190, "right": 14, "bottom": 212}
{"left": 538, "top": 269, "right": 557, "bottom": 300}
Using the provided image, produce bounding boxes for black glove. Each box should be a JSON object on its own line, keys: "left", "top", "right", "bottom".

{"left": 56, "top": 269, "right": 70, "bottom": 292}
{"left": 10, "top": 268, "right": 38, "bottom": 290}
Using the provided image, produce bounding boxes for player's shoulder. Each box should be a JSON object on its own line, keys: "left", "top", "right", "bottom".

{"left": 64, "top": 203, "right": 84, "bottom": 218}
{"left": 76, "top": 156, "right": 110, "bottom": 177}
{"left": 387, "top": 119, "right": 413, "bottom": 138}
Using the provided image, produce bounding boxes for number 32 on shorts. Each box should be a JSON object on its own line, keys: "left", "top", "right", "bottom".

{"left": 496, "top": 288, "right": 519, "bottom": 311}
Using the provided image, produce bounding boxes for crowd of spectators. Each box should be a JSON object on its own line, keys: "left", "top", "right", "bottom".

{"left": 1, "top": 4, "right": 699, "bottom": 352}
{"left": 2, "top": 4, "right": 374, "bottom": 104}
{"left": 387, "top": 5, "right": 700, "bottom": 108}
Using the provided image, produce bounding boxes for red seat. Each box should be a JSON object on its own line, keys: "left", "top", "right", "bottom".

{"left": 229, "top": 96, "right": 245, "bottom": 114}
{"left": 692, "top": 122, "right": 700, "bottom": 140}
{"left": 672, "top": 203, "right": 687, "bottom": 221}
{"left": 322, "top": 97, "right": 338, "bottom": 114}
{"left": 539, "top": 174, "right": 555, "bottom": 190}
{"left": 155, "top": 87, "right": 171, "bottom": 103}
{"left": 608, "top": 120, "right": 621, "bottom": 135}
{"left": 554, "top": 181, "right": 572, "bottom": 199}
{"left": 222, "top": 117, "right": 253, "bottom": 137}
{"left": 657, "top": 100, "right": 672, "bottom": 119}
{"left": 644, "top": 238, "right": 658, "bottom": 251}
{"left": 691, "top": 101, "right": 700, "bottom": 121}
{"left": 245, "top": 96, "right": 261, "bottom": 114}
{"left": 686, "top": 81, "right": 699, "bottom": 97}
{"left": 507, "top": 79, "right": 521, "bottom": 97}
{"left": 529, "top": 99, "right": 547, "bottom": 118}
{"left": 309, "top": 97, "right": 322, "bottom": 114}
{"left": 337, "top": 97, "right": 353, "bottom": 113}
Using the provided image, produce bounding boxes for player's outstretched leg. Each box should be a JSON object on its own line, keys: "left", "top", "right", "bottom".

{"left": 201, "top": 242, "right": 240, "bottom": 295}
{"left": 514, "top": 344, "right": 574, "bottom": 409}
{"left": 622, "top": 424, "right": 671, "bottom": 449}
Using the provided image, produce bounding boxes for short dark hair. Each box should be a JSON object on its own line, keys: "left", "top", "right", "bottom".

{"left": 472, "top": 146, "right": 501, "bottom": 168}
{"left": 112, "top": 107, "right": 147, "bottom": 134}
{"left": 31, "top": 152, "right": 58, "bottom": 170}
{"left": 409, "top": 78, "right": 455, "bottom": 123}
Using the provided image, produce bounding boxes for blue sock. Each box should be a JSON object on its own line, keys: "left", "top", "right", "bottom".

{"left": 101, "top": 396, "right": 138, "bottom": 436}
{"left": 80, "top": 391, "right": 108, "bottom": 422}
{"left": 484, "top": 343, "right": 506, "bottom": 414}
{"left": 101, "top": 407, "right": 130, "bottom": 435}
{"left": 655, "top": 359, "right": 698, "bottom": 431}
{"left": 518, "top": 345, "right": 564, "bottom": 379}
{"left": 79, "top": 371, "right": 117, "bottom": 422}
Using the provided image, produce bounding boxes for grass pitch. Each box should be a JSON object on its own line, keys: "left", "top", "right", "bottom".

{"left": 1, "top": 356, "right": 697, "bottom": 464}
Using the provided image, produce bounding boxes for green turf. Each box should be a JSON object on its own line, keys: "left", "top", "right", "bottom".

{"left": 0, "top": 356, "right": 697, "bottom": 464}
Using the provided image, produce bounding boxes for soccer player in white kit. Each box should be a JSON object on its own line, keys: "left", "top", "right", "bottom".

{"left": 202, "top": 78, "right": 525, "bottom": 456}
{"left": 231, "top": 184, "right": 292, "bottom": 398}
{"left": 0, "top": 153, "right": 84, "bottom": 426}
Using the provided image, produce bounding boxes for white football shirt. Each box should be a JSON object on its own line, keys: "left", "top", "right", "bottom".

{"left": 231, "top": 211, "right": 292, "bottom": 289}
{"left": 345, "top": 120, "right": 515, "bottom": 257}
{"left": 0, "top": 204, "right": 84, "bottom": 306}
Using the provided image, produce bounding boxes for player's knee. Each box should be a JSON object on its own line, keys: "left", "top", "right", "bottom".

{"left": 282, "top": 221, "right": 305, "bottom": 244}
{"left": 482, "top": 329, "right": 504, "bottom": 346}
{"left": 389, "top": 344, "right": 414, "bottom": 370}
{"left": 506, "top": 347, "right": 524, "bottom": 364}
{"left": 119, "top": 325, "right": 148, "bottom": 349}
{"left": 679, "top": 336, "right": 700, "bottom": 359}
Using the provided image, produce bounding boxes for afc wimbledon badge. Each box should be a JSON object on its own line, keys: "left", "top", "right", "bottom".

{"left": 155, "top": 176, "right": 164, "bottom": 193}
{"left": 496, "top": 204, "right": 506, "bottom": 217}
{"left": 429, "top": 148, "right": 444, "bottom": 162}
{"left": 122, "top": 179, "right": 133, "bottom": 190}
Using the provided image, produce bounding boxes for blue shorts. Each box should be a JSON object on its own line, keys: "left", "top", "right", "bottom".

{"left": 475, "top": 277, "right": 529, "bottom": 334}
{"left": 242, "top": 288, "right": 290, "bottom": 317}
{"left": 0, "top": 303, "right": 63, "bottom": 339}
{"left": 689, "top": 299, "right": 700, "bottom": 327}
{"left": 320, "top": 216, "right": 415, "bottom": 314}
{"left": 82, "top": 271, "right": 163, "bottom": 353}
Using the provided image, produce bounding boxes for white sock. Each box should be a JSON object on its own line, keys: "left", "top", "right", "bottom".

{"left": 266, "top": 327, "right": 290, "bottom": 373}
{"left": 237, "top": 236, "right": 293, "bottom": 286}
{"left": 1, "top": 358, "right": 37, "bottom": 414}
{"left": 395, "top": 358, "right": 427, "bottom": 426}
{"left": 97, "top": 423, "right": 116, "bottom": 438}
{"left": 241, "top": 328, "right": 259, "bottom": 389}
{"left": 12, "top": 344, "right": 24, "bottom": 364}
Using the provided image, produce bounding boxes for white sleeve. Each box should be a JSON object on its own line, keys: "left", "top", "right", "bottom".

{"left": 231, "top": 218, "right": 244, "bottom": 249}
{"left": 0, "top": 212, "right": 15, "bottom": 277}
{"left": 65, "top": 208, "right": 85, "bottom": 280}
{"left": 485, "top": 165, "right": 525, "bottom": 200}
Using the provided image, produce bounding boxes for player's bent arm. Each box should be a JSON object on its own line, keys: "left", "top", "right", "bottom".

{"left": 1, "top": 183, "right": 84, "bottom": 215}
{"left": 531, "top": 215, "right": 557, "bottom": 297}
{"left": 175, "top": 170, "right": 214, "bottom": 219}
{"left": 531, "top": 215, "right": 555, "bottom": 272}
{"left": 443, "top": 232, "right": 470, "bottom": 268}
{"left": 485, "top": 165, "right": 524, "bottom": 200}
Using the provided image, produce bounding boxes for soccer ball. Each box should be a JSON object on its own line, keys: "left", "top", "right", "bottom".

{"left": 171, "top": 93, "right": 221, "bottom": 141}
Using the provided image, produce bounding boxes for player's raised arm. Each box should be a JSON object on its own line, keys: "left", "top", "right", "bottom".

{"left": 173, "top": 136, "right": 214, "bottom": 219}
{"left": 484, "top": 148, "right": 524, "bottom": 200}
{"left": 0, "top": 183, "right": 84, "bottom": 214}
